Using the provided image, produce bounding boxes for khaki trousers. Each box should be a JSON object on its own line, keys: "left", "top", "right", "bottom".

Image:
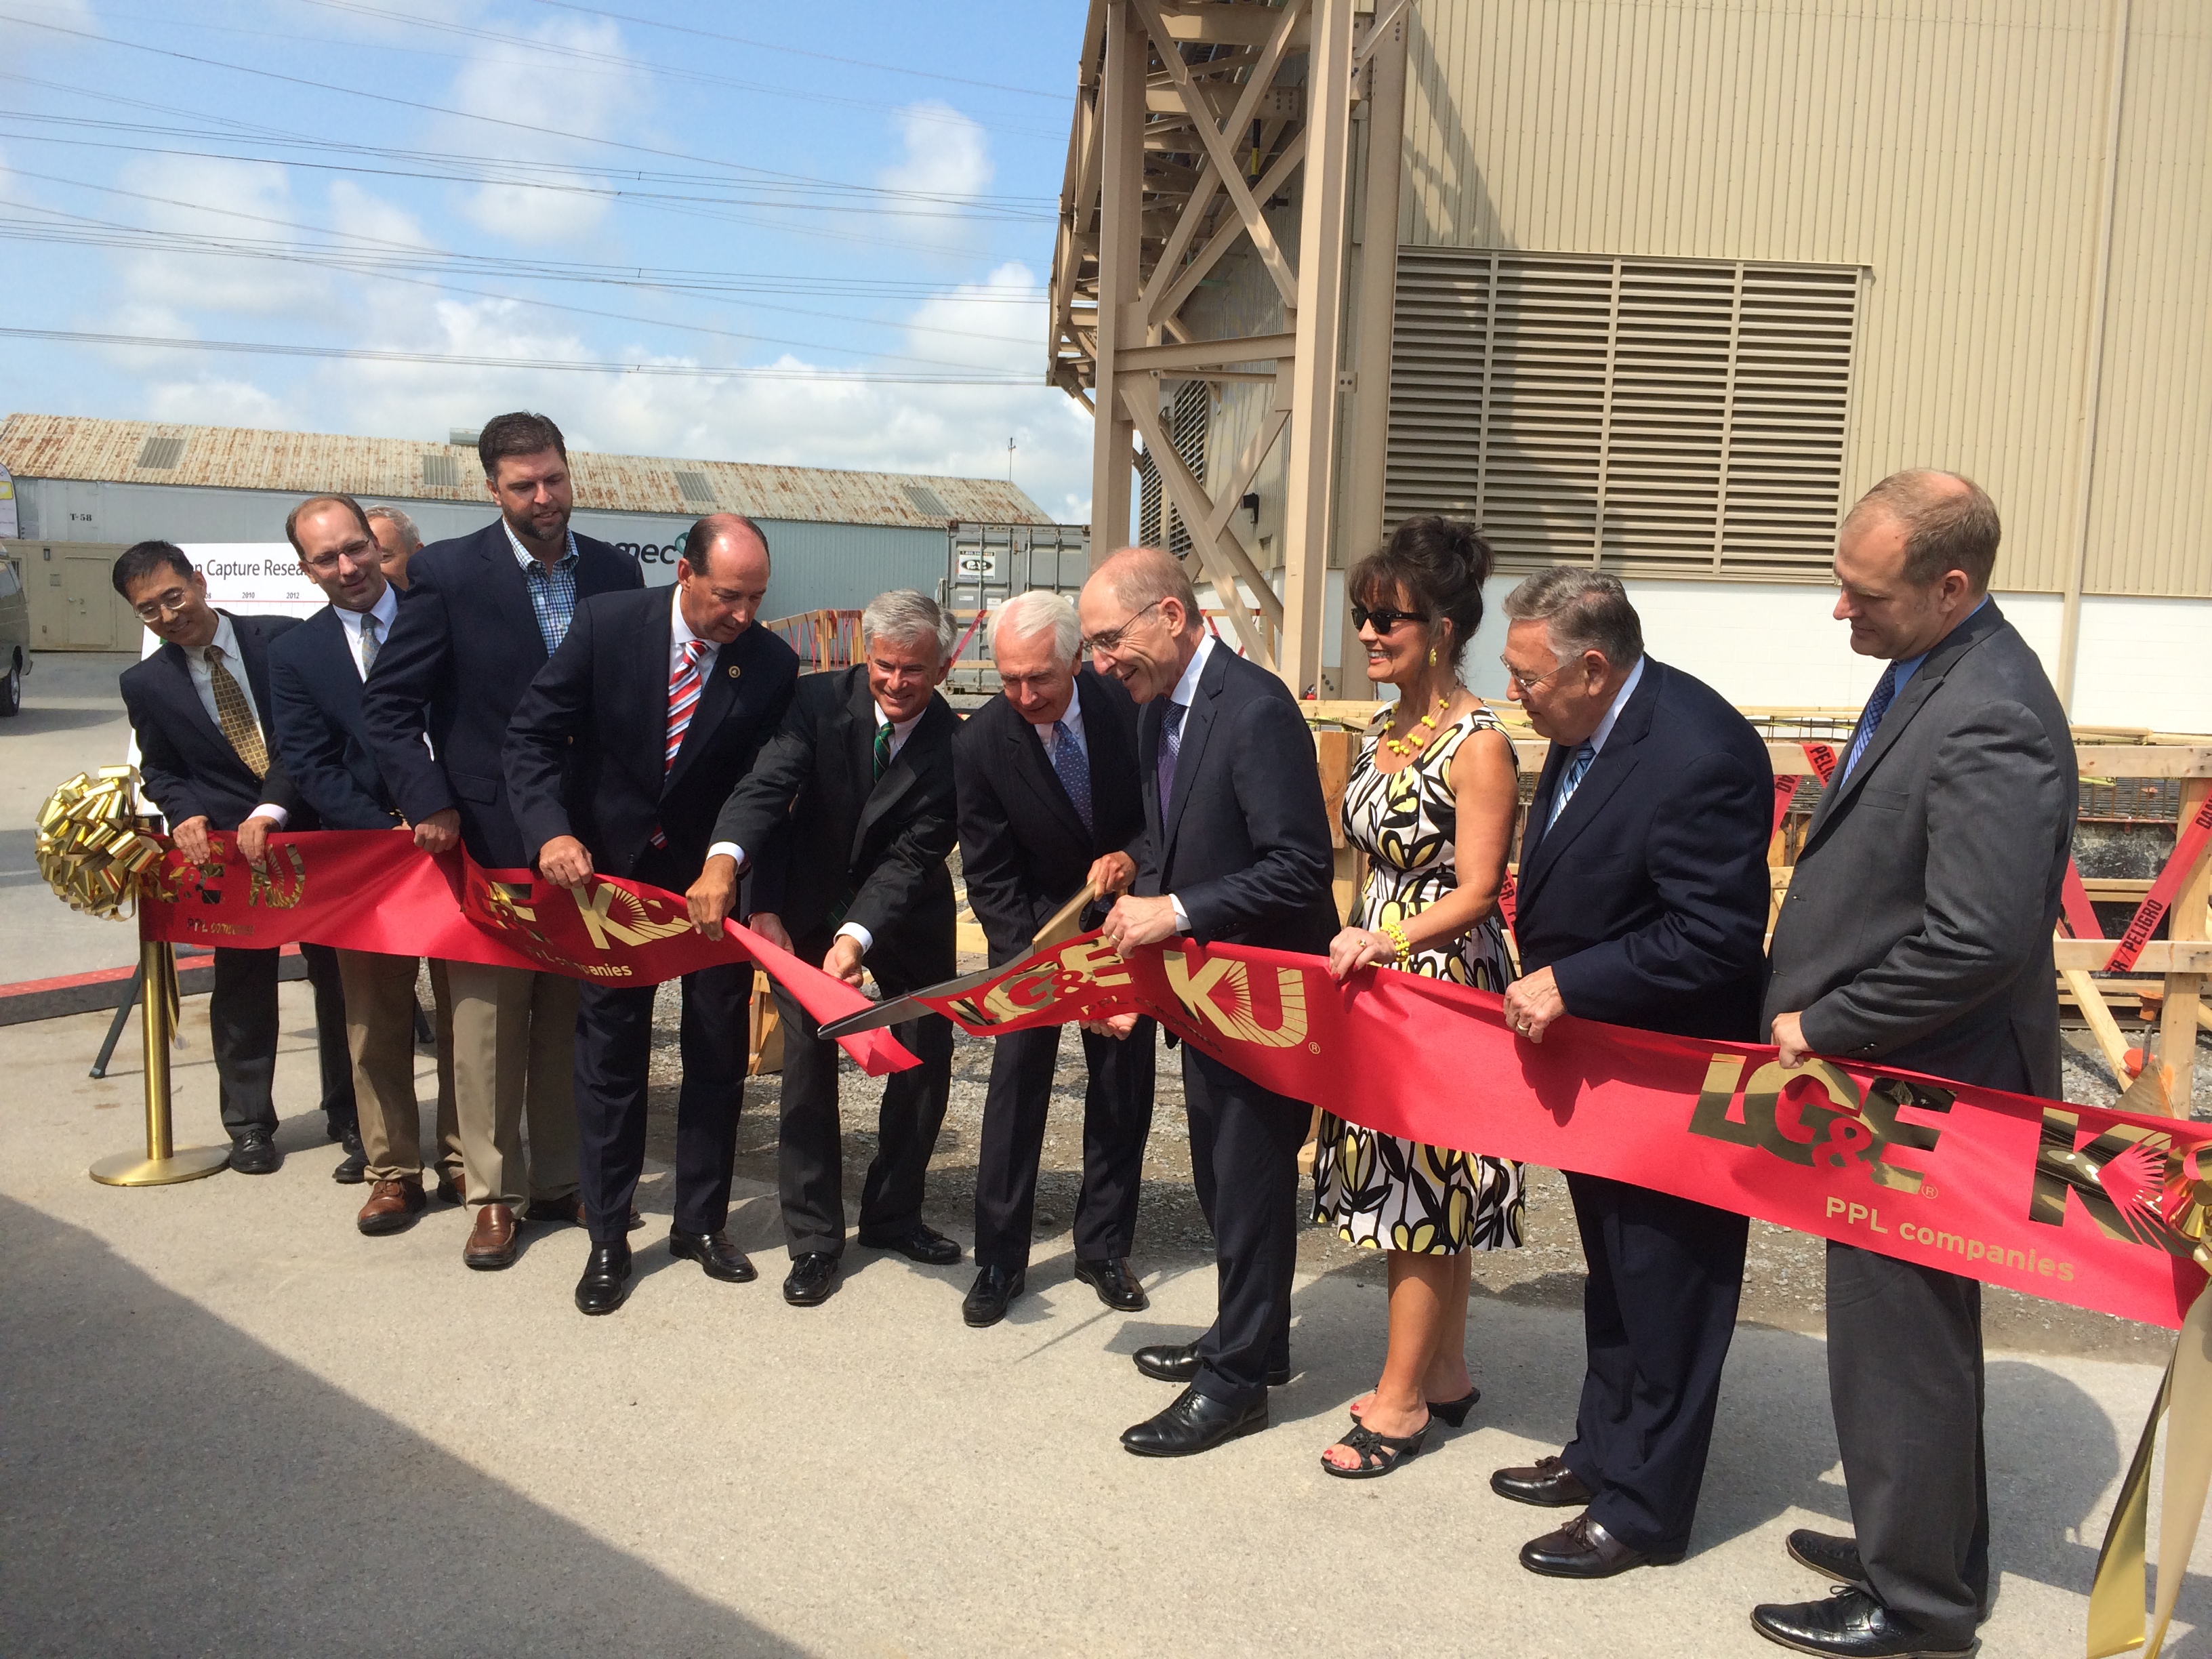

{"left": 444, "top": 960, "right": 579, "bottom": 1208}
{"left": 335, "top": 949, "right": 462, "bottom": 1185}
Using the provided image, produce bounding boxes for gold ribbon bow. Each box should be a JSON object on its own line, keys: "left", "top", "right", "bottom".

{"left": 35, "top": 767, "right": 164, "bottom": 920}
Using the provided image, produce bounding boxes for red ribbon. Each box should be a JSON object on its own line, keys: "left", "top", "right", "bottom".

{"left": 134, "top": 830, "right": 919, "bottom": 1076}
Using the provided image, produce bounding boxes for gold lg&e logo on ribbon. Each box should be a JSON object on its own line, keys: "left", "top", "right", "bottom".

{"left": 1687, "top": 1053, "right": 1950, "bottom": 1193}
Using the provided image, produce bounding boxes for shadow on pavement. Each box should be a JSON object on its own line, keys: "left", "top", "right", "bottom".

{"left": 0, "top": 1194, "right": 804, "bottom": 1658}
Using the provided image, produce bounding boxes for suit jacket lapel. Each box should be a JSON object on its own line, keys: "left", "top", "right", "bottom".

{"left": 1517, "top": 665, "right": 1658, "bottom": 897}
{"left": 1160, "top": 644, "right": 1225, "bottom": 858}
{"left": 155, "top": 638, "right": 228, "bottom": 755}
{"left": 1004, "top": 707, "right": 1088, "bottom": 846}
{"left": 670, "top": 632, "right": 741, "bottom": 794}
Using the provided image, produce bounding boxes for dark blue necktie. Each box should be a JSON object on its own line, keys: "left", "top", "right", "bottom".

{"left": 1052, "top": 718, "right": 1093, "bottom": 835}
{"left": 1156, "top": 701, "right": 1187, "bottom": 816}
{"left": 1841, "top": 663, "right": 1900, "bottom": 782}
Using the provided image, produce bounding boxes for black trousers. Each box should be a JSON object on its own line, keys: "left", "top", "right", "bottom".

{"left": 1183, "top": 1047, "right": 1307, "bottom": 1409}
{"left": 972, "top": 1017, "right": 1155, "bottom": 1271}
{"left": 1561, "top": 1171, "right": 1748, "bottom": 1555}
{"left": 573, "top": 960, "right": 750, "bottom": 1246}
{"left": 771, "top": 939, "right": 954, "bottom": 1258}
{"left": 1827, "top": 1242, "right": 1988, "bottom": 1642}
{"left": 207, "top": 941, "right": 355, "bottom": 1139}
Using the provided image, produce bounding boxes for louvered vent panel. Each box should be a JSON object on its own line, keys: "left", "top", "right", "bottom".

{"left": 1385, "top": 250, "right": 1860, "bottom": 580}
{"left": 422, "top": 453, "right": 461, "bottom": 488}
{"left": 903, "top": 483, "right": 951, "bottom": 520}
{"left": 136, "top": 435, "right": 186, "bottom": 470}
{"left": 674, "top": 469, "right": 718, "bottom": 508}
{"left": 1134, "top": 380, "right": 1209, "bottom": 559}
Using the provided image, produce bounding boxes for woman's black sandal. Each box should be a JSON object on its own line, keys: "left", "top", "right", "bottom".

{"left": 1322, "top": 1416, "right": 1432, "bottom": 1479}
{"left": 1351, "top": 1386, "right": 1479, "bottom": 1429}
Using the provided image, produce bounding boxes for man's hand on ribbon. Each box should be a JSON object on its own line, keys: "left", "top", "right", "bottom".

{"left": 747, "top": 910, "right": 792, "bottom": 954}
{"left": 1770, "top": 1010, "right": 1811, "bottom": 1069}
{"left": 537, "top": 834, "right": 594, "bottom": 890}
{"left": 171, "top": 814, "right": 214, "bottom": 865}
{"left": 411, "top": 808, "right": 460, "bottom": 856}
{"left": 1101, "top": 893, "right": 1178, "bottom": 951}
{"left": 1502, "top": 965, "right": 1567, "bottom": 1043}
{"left": 1086, "top": 850, "right": 1136, "bottom": 899}
{"left": 688, "top": 852, "right": 739, "bottom": 939}
{"left": 234, "top": 815, "right": 272, "bottom": 869}
{"left": 825, "top": 934, "right": 865, "bottom": 987}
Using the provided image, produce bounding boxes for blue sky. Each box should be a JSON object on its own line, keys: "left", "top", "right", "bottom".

{"left": 0, "top": 0, "right": 1098, "bottom": 519}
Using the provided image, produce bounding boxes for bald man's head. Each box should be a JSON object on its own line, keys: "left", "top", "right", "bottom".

{"left": 678, "top": 512, "right": 772, "bottom": 644}
{"left": 1843, "top": 469, "right": 2001, "bottom": 592}
{"left": 1078, "top": 546, "right": 1204, "bottom": 703}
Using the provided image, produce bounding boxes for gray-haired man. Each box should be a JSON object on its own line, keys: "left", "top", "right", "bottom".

{"left": 697, "top": 590, "right": 962, "bottom": 1307}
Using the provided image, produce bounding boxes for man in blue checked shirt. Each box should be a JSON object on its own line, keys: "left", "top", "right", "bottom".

{"left": 363, "top": 411, "right": 643, "bottom": 1272}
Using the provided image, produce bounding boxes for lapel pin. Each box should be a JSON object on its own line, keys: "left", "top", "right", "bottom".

{"left": 727, "top": 664, "right": 742, "bottom": 678}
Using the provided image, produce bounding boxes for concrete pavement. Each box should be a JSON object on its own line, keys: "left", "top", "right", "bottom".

{"left": 3, "top": 984, "right": 2208, "bottom": 1657}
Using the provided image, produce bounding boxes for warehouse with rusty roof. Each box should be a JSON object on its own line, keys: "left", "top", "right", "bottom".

{"left": 0, "top": 413, "right": 1057, "bottom": 651}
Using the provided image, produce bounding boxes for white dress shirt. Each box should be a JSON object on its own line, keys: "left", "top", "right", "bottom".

{"left": 668, "top": 584, "right": 705, "bottom": 676}
{"left": 333, "top": 583, "right": 401, "bottom": 681}
{"left": 1027, "top": 680, "right": 1087, "bottom": 758}
{"left": 704, "top": 695, "right": 925, "bottom": 956}
{"left": 1161, "top": 631, "right": 1218, "bottom": 934}
{"left": 1586, "top": 655, "right": 1646, "bottom": 758}
{"left": 183, "top": 613, "right": 287, "bottom": 826}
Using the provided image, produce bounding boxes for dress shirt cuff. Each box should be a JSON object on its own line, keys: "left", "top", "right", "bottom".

{"left": 835, "top": 921, "right": 874, "bottom": 954}
{"left": 1170, "top": 894, "right": 1190, "bottom": 934}
{"left": 706, "top": 841, "right": 745, "bottom": 869}
{"left": 247, "top": 804, "right": 288, "bottom": 828}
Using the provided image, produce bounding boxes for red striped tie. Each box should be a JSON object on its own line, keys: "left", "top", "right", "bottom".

{"left": 649, "top": 640, "right": 708, "bottom": 849}
{"left": 665, "top": 638, "right": 708, "bottom": 774}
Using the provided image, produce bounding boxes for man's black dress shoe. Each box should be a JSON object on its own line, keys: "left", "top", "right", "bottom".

{"left": 857, "top": 1222, "right": 962, "bottom": 1265}
{"left": 1132, "top": 1340, "right": 1290, "bottom": 1389}
{"left": 229, "top": 1130, "right": 282, "bottom": 1175}
{"left": 1520, "top": 1513, "right": 1681, "bottom": 1578}
{"left": 783, "top": 1252, "right": 840, "bottom": 1307}
{"left": 1073, "top": 1256, "right": 1147, "bottom": 1311}
{"left": 574, "top": 1241, "right": 632, "bottom": 1316}
{"left": 1788, "top": 1530, "right": 1868, "bottom": 1588}
{"left": 330, "top": 1123, "right": 367, "bottom": 1183}
{"left": 962, "top": 1264, "right": 1025, "bottom": 1327}
{"left": 1121, "top": 1386, "right": 1268, "bottom": 1457}
{"left": 1751, "top": 1587, "right": 1977, "bottom": 1657}
{"left": 1491, "top": 1453, "right": 1595, "bottom": 1508}
{"left": 669, "top": 1228, "right": 756, "bottom": 1282}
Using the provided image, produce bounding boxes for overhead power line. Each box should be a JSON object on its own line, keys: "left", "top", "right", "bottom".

{"left": 0, "top": 325, "right": 1043, "bottom": 385}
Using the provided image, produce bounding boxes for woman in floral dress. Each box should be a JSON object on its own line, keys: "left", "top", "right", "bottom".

{"left": 1312, "top": 515, "right": 1523, "bottom": 1478}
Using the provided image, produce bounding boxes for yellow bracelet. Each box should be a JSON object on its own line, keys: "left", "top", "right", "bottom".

{"left": 1379, "top": 920, "right": 1412, "bottom": 965}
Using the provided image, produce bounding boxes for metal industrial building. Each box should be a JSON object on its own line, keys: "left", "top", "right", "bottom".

{"left": 0, "top": 413, "right": 1054, "bottom": 651}
{"left": 1051, "top": 0, "right": 2212, "bottom": 728}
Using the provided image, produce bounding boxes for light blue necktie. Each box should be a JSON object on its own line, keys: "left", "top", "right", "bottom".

{"left": 1052, "top": 719, "right": 1093, "bottom": 835}
{"left": 1547, "top": 741, "right": 1597, "bottom": 831}
{"left": 1840, "top": 663, "right": 1900, "bottom": 783}
{"left": 359, "top": 613, "right": 380, "bottom": 678}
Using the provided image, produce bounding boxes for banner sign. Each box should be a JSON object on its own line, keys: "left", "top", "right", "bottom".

{"left": 905, "top": 930, "right": 2212, "bottom": 1332}
{"left": 131, "top": 829, "right": 918, "bottom": 1076}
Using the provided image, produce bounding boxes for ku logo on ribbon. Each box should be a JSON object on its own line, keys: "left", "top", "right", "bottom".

{"left": 1164, "top": 947, "right": 1309, "bottom": 1049}
{"left": 2032, "top": 1108, "right": 2212, "bottom": 1266}
{"left": 1688, "top": 1052, "right": 1951, "bottom": 1194}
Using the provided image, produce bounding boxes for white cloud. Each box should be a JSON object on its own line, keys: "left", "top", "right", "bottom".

{"left": 114, "top": 155, "right": 332, "bottom": 318}
{"left": 436, "top": 15, "right": 647, "bottom": 246}
{"left": 865, "top": 101, "right": 998, "bottom": 264}
{"left": 143, "top": 375, "right": 294, "bottom": 430}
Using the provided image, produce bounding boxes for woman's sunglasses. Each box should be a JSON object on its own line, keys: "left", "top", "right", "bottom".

{"left": 1351, "top": 605, "right": 1428, "bottom": 634}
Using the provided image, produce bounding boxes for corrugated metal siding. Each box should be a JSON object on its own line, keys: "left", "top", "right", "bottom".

{"left": 0, "top": 413, "right": 1050, "bottom": 531}
{"left": 1399, "top": 0, "right": 2211, "bottom": 596}
{"left": 2083, "top": 0, "right": 2212, "bottom": 596}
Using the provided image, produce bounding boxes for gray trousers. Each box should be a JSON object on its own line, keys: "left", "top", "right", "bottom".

{"left": 1827, "top": 1240, "right": 1989, "bottom": 1643}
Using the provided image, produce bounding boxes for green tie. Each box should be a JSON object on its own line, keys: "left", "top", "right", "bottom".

{"left": 872, "top": 719, "right": 893, "bottom": 780}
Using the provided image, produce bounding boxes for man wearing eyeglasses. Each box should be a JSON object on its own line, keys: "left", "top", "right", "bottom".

{"left": 1486, "top": 567, "right": 1773, "bottom": 1582}
{"left": 1080, "top": 547, "right": 1337, "bottom": 1458}
{"left": 269, "top": 494, "right": 467, "bottom": 1230}
{"left": 113, "top": 540, "right": 359, "bottom": 1178}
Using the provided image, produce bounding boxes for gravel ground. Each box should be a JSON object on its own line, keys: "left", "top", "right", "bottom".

{"left": 633, "top": 973, "right": 2180, "bottom": 1366}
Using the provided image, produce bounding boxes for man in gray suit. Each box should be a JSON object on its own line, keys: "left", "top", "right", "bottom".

{"left": 1754, "top": 472, "right": 2074, "bottom": 1658}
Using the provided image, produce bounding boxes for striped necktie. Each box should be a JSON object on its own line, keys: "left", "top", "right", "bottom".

{"left": 205, "top": 644, "right": 268, "bottom": 779}
{"left": 1840, "top": 663, "right": 1900, "bottom": 783}
{"left": 1052, "top": 718, "right": 1093, "bottom": 836}
{"left": 1546, "top": 741, "right": 1596, "bottom": 831}
{"left": 873, "top": 718, "right": 894, "bottom": 780}
{"left": 359, "top": 613, "right": 380, "bottom": 678}
{"left": 663, "top": 638, "right": 708, "bottom": 775}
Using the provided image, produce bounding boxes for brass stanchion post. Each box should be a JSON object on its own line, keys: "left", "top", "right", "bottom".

{"left": 89, "top": 938, "right": 229, "bottom": 1187}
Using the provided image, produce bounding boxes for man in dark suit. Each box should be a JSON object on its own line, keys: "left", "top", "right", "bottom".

{"left": 1080, "top": 547, "right": 1337, "bottom": 1458}
{"left": 269, "top": 493, "right": 466, "bottom": 1232}
{"left": 1489, "top": 567, "right": 1773, "bottom": 1577}
{"left": 506, "top": 514, "right": 800, "bottom": 1315}
{"left": 693, "top": 590, "right": 962, "bottom": 1308}
{"left": 954, "top": 589, "right": 1155, "bottom": 1328}
{"left": 361, "top": 411, "right": 643, "bottom": 1270}
{"left": 1754, "top": 473, "right": 2072, "bottom": 1659}
{"left": 114, "top": 541, "right": 357, "bottom": 1177}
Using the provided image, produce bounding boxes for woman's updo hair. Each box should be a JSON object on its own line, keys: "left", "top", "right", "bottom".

{"left": 1346, "top": 514, "right": 1495, "bottom": 669}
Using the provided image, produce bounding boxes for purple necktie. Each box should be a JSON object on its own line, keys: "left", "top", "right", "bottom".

{"left": 1156, "top": 701, "right": 1187, "bottom": 817}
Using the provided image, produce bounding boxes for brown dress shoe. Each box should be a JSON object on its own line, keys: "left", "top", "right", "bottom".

{"left": 1492, "top": 1454, "right": 1596, "bottom": 1508}
{"left": 1520, "top": 1513, "right": 1682, "bottom": 1578}
{"left": 464, "top": 1202, "right": 518, "bottom": 1270}
{"left": 356, "top": 1177, "right": 426, "bottom": 1235}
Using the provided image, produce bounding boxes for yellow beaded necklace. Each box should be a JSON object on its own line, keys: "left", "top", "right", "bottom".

{"left": 1381, "top": 693, "right": 1452, "bottom": 757}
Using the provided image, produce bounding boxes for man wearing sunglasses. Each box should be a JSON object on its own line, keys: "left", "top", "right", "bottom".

{"left": 113, "top": 540, "right": 359, "bottom": 1178}
{"left": 1080, "top": 547, "right": 1336, "bottom": 1457}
